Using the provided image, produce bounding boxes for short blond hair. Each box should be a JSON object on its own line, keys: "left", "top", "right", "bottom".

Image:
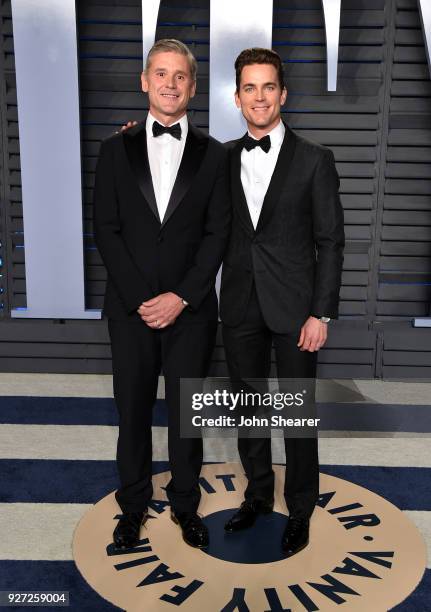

{"left": 145, "top": 39, "right": 197, "bottom": 81}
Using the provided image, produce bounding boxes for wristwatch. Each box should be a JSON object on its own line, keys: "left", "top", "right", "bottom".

{"left": 181, "top": 298, "right": 189, "bottom": 307}
{"left": 313, "top": 315, "right": 331, "bottom": 323}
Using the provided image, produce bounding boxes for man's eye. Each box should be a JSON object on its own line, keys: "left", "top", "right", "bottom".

{"left": 177, "top": 75, "right": 184, "bottom": 80}
{"left": 157, "top": 72, "right": 165, "bottom": 77}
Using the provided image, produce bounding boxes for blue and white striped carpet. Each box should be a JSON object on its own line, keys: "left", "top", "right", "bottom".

{"left": 0, "top": 375, "right": 429, "bottom": 611}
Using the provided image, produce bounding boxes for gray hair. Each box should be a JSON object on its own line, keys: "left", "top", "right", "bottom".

{"left": 145, "top": 39, "right": 197, "bottom": 81}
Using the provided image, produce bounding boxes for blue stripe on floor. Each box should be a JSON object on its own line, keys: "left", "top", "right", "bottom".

{"left": 1, "top": 397, "right": 431, "bottom": 432}
{"left": 0, "top": 397, "right": 166, "bottom": 426}
{"left": 392, "top": 568, "right": 430, "bottom": 611}
{"left": 319, "top": 402, "right": 431, "bottom": 433}
{"left": 319, "top": 465, "right": 431, "bottom": 511}
{"left": 0, "top": 561, "right": 428, "bottom": 612}
{"left": 0, "top": 560, "right": 121, "bottom": 611}
{"left": 0, "top": 460, "right": 169, "bottom": 504}
{"left": 0, "top": 460, "right": 430, "bottom": 510}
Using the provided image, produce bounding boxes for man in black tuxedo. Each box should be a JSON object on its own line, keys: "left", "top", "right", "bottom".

{"left": 220, "top": 48, "right": 344, "bottom": 556}
{"left": 93, "top": 39, "right": 230, "bottom": 550}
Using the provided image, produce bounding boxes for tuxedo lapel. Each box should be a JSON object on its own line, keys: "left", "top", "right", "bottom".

{"left": 122, "top": 120, "right": 160, "bottom": 223}
{"left": 231, "top": 136, "right": 255, "bottom": 236}
{"left": 255, "top": 124, "right": 297, "bottom": 234}
{"left": 161, "top": 122, "right": 209, "bottom": 227}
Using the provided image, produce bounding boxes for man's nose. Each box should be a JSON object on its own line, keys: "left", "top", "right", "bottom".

{"left": 166, "top": 75, "right": 176, "bottom": 88}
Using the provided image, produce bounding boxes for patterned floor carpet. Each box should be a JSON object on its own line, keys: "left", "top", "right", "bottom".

{"left": 0, "top": 375, "right": 429, "bottom": 611}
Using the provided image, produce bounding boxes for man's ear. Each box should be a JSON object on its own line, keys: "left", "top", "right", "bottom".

{"left": 281, "top": 86, "right": 287, "bottom": 106}
{"left": 234, "top": 90, "right": 241, "bottom": 109}
{"left": 190, "top": 80, "right": 197, "bottom": 99}
{"left": 141, "top": 71, "right": 149, "bottom": 93}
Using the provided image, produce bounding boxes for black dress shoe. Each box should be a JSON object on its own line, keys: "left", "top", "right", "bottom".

{"left": 171, "top": 511, "right": 209, "bottom": 549}
{"left": 224, "top": 499, "right": 274, "bottom": 532}
{"left": 281, "top": 515, "right": 310, "bottom": 557}
{"left": 113, "top": 511, "right": 147, "bottom": 549}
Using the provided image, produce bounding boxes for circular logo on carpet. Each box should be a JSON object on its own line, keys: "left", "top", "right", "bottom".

{"left": 73, "top": 463, "right": 426, "bottom": 611}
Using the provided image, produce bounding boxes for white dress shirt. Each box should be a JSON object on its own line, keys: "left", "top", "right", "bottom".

{"left": 146, "top": 111, "right": 188, "bottom": 222}
{"left": 240, "top": 120, "right": 286, "bottom": 229}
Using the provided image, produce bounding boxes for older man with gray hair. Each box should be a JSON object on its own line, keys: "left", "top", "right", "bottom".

{"left": 94, "top": 39, "right": 231, "bottom": 550}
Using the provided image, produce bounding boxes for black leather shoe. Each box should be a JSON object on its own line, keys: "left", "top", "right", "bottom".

{"left": 171, "top": 511, "right": 209, "bottom": 549}
{"left": 113, "top": 511, "right": 147, "bottom": 549}
{"left": 281, "top": 515, "right": 310, "bottom": 557}
{"left": 224, "top": 499, "right": 274, "bottom": 532}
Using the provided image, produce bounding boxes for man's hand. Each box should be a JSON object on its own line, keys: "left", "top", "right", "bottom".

{"left": 115, "top": 120, "right": 138, "bottom": 134}
{"left": 297, "top": 316, "right": 328, "bottom": 352}
{"left": 137, "top": 292, "right": 186, "bottom": 329}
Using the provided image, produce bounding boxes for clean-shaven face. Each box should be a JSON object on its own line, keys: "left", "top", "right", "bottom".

{"left": 141, "top": 51, "right": 196, "bottom": 125}
{"left": 235, "top": 63, "right": 287, "bottom": 136}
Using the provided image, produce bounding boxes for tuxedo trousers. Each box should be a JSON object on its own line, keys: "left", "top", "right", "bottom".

{"left": 108, "top": 317, "right": 217, "bottom": 515}
{"left": 222, "top": 284, "right": 319, "bottom": 519}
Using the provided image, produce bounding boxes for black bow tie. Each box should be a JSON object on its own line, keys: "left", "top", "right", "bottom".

{"left": 152, "top": 121, "right": 182, "bottom": 140}
{"left": 243, "top": 134, "right": 271, "bottom": 153}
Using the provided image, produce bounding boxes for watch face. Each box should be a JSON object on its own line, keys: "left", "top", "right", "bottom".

{"left": 321, "top": 316, "right": 331, "bottom": 323}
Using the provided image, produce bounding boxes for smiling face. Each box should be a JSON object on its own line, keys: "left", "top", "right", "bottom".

{"left": 141, "top": 51, "right": 196, "bottom": 125}
{"left": 235, "top": 63, "right": 287, "bottom": 138}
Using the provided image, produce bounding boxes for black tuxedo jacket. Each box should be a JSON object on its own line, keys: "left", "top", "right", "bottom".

{"left": 220, "top": 124, "right": 345, "bottom": 334}
{"left": 93, "top": 118, "right": 231, "bottom": 324}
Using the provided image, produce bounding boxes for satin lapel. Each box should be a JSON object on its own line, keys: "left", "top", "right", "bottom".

{"left": 231, "top": 136, "right": 255, "bottom": 236}
{"left": 161, "top": 122, "right": 209, "bottom": 227}
{"left": 255, "top": 125, "right": 297, "bottom": 234}
{"left": 123, "top": 120, "right": 161, "bottom": 223}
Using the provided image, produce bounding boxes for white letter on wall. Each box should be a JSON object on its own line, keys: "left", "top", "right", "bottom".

{"left": 321, "top": 0, "right": 341, "bottom": 91}
{"left": 10, "top": 0, "right": 99, "bottom": 318}
{"left": 209, "top": 0, "right": 273, "bottom": 142}
{"left": 418, "top": 0, "right": 431, "bottom": 78}
{"left": 141, "top": 1, "right": 161, "bottom": 68}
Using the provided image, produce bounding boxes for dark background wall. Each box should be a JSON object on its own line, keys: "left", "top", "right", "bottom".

{"left": 0, "top": 0, "right": 431, "bottom": 378}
